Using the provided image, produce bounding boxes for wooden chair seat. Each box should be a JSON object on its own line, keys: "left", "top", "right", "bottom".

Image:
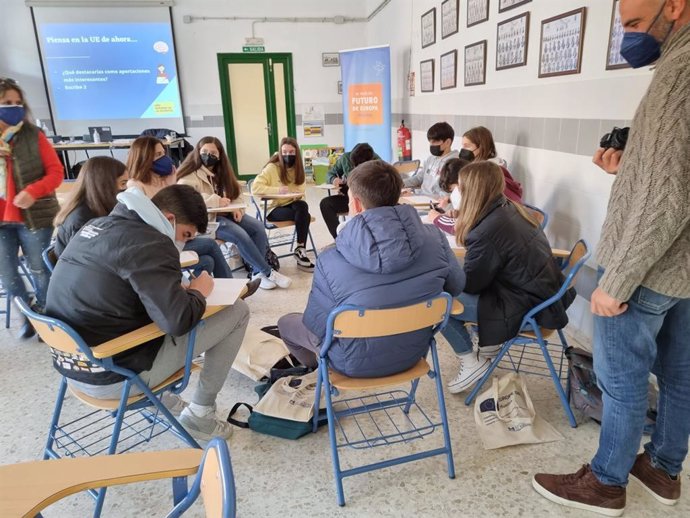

{"left": 329, "top": 358, "right": 430, "bottom": 391}
{"left": 0, "top": 449, "right": 202, "bottom": 518}
{"left": 518, "top": 328, "right": 556, "bottom": 340}
{"left": 268, "top": 216, "right": 317, "bottom": 229}
{"left": 70, "top": 363, "right": 201, "bottom": 410}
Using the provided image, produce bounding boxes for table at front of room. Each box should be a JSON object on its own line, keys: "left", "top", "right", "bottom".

{"left": 53, "top": 138, "right": 185, "bottom": 179}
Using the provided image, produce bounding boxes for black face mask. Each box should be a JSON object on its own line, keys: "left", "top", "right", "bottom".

{"left": 459, "top": 148, "right": 475, "bottom": 161}
{"left": 282, "top": 155, "right": 296, "bottom": 167}
{"left": 201, "top": 153, "right": 219, "bottom": 168}
{"left": 430, "top": 145, "right": 443, "bottom": 157}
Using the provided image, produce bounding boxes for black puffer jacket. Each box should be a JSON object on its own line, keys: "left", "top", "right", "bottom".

{"left": 464, "top": 196, "right": 575, "bottom": 346}
{"left": 46, "top": 203, "right": 206, "bottom": 384}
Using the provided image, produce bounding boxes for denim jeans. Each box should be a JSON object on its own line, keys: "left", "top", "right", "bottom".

{"left": 216, "top": 214, "right": 271, "bottom": 276}
{"left": 441, "top": 292, "right": 479, "bottom": 355}
{"left": 0, "top": 223, "right": 53, "bottom": 308}
{"left": 591, "top": 269, "right": 690, "bottom": 486}
{"left": 183, "top": 237, "right": 233, "bottom": 278}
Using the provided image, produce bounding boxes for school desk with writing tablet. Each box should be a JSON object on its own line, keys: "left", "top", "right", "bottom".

{"left": 205, "top": 279, "right": 248, "bottom": 306}
{"left": 179, "top": 250, "right": 199, "bottom": 267}
{"left": 253, "top": 192, "right": 305, "bottom": 200}
{"left": 399, "top": 195, "right": 436, "bottom": 207}
{"left": 317, "top": 183, "right": 337, "bottom": 196}
{"left": 207, "top": 202, "right": 247, "bottom": 213}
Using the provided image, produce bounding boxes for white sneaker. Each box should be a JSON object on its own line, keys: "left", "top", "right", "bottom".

{"left": 447, "top": 352, "right": 490, "bottom": 394}
{"left": 253, "top": 272, "right": 277, "bottom": 290}
{"left": 267, "top": 269, "right": 292, "bottom": 289}
{"left": 179, "top": 405, "right": 233, "bottom": 442}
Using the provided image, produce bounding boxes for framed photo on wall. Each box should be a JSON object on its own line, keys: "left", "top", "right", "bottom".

{"left": 440, "top": 50, "right": 458, "bottom": 90}
{"left": 464, "top": 40, "right": 487, "bottom": 86}
{"left": 421, "top": 8, "right": 436, "bottom": 48}
{"left": 441, "top": 0, "right": 459, "bottom": 39}
{"left": 467, "top": 0, "right": 489, "bottom": 28}
{"left": 496, "top": 12, "right": 530, "bottom": 70}
{"left": 499, "top": 0, "right": 532, "bottom": 13}
{"left": 606, "top": 0, "right": 630, "bottom": 70}
{"left": 322, "top": 53, "right": 340, "bottom": 67}
{"left": 538, "top": 7, "right": 587, "bottom": 78}
{"left": 420, "top": 59, "right": 435, "bottom": 92}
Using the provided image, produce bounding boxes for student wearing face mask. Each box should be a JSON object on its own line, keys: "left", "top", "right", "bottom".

{"left": 177, "top": 137, "right": 291, "bottom": 290}
{"left": 54, "top": 156, "right": 128, "bottom": 257}
{"left": 461, "top": 126, "right": 523, "bottom": 203}
{"left": 0, "top": 78, "right": 63, "bottom": 340}
{"left": 427, "top": 157, "right": 471, "bottom": 235}
{"left": 402, "top": 122, "right": 459, "bottom": 198}
{"left": 252, "top": 136, "right": 315, "bottom": 271}
{"left": 126, "top": 136, "right": 234, "bottom": 280}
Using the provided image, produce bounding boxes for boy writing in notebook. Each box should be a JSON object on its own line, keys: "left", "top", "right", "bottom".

{"left": 277, "top": 160, "right": 465, "bottom": 377}
{"left": 46, "top": 185, "right": 249, "bottom": 441}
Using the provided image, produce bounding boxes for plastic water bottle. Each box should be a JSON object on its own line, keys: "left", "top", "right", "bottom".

{"left": 92, "top": 128, "right": 101, "bottom": 143}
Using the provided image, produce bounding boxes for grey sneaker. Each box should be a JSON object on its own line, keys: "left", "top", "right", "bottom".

{"left": 179, "top": 405, "right": 233, "bottom": 441}
{"left": 160, "top": 392, "right": 188, "bottom": 417}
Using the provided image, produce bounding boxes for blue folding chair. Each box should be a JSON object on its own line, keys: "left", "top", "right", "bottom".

{"left": 0, "top": 438, "right": 236, "bottom": 518}
{"left": 464, "top": 240, "right": 591, "bottom": 428}
{"left": 313, "top": 293, "right": 457, "bottom": 506}
{"left": 246, "top": 179, "right": 318, "bottom": 260}
{"left": 14, "top": 298, "right": 220, "bottom": 518}
{"left": 523, "top": 203, "right": 549, "bottom": 230}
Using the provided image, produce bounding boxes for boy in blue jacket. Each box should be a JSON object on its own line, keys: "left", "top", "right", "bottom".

{"left": 278, "top": 160, "right": 465, "bottom": 377}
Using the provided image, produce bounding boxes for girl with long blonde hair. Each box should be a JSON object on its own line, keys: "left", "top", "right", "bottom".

{"left": 443, "top": 161, "right": 574, "bottom": 394}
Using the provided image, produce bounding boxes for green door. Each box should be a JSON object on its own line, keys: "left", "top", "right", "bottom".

{"left": 217, "top": 53, "right": 297, "bottom": 179}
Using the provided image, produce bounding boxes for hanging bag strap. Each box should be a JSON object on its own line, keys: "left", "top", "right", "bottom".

{"left": 227, "top": 402, "right": 253, "bottom": 428}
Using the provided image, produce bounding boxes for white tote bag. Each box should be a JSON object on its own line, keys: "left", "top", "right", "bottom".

{"left": 231, "top": 328, "right": 291, "bottom": 381}
{"left": 254, "top": 370, "right": 324, "bottom": 423}
{"left": 473, "top": 372, "right": 563, "bottom": 450}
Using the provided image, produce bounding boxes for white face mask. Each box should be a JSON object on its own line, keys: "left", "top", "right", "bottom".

{"left": 450, "top": 186, "right": 462, "bottom": 211}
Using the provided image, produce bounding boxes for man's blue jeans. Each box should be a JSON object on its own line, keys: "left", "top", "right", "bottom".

{"left": 591, "top": 271, "right": 690, "bottom": 486}
{"left": 0, "top": 223, "right": 53, "bottom": 309}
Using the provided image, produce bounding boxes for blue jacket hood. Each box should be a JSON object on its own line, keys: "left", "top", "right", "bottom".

{"left": 116, "top": 186, "right": 174, "bottom": 241}
{"left": 335, "top": 204, "right": 425, "bottom": 275}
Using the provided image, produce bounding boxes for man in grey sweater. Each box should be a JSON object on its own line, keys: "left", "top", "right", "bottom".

{"left": 403, "top": 121, "right": 459, "bottom": 198}
{"left": 533, "top": 1, "right": 690, "bottom": 516}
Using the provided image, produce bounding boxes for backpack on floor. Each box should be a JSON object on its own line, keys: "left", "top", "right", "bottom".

{"left": 566, "top": 347, "right": 657, "bottom": 433}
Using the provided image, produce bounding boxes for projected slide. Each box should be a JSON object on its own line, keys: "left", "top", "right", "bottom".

{"left": 39, "top": 23, "right": 182, "bottom": 121}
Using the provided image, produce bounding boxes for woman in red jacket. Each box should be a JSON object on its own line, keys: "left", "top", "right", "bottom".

{"left": 0, "top": 78, "right": 63, "bottom": 339}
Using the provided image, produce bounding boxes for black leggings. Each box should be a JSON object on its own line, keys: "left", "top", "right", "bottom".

{"left": 267, "top": 200, "right": 311, "bottom": 245}
{"left": 319, "top": 194, "right": 349, "bottom": 239}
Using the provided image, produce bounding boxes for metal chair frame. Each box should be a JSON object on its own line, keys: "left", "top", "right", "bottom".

{"left": 464, "top": 240, "right": 591, "bottom": 428}
{"left": 246, "top": 179, "right": 318, "bottom": 260}
{"left": 15, "top": 297, "right": 205, "bottom": 518}
{"left": 313, "top": 293, "right": 456, "bottom": 506}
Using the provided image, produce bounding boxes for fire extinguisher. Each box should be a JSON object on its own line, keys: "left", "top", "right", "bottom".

{"left": 397, "top": 120, "right": 412, "bottom": 161}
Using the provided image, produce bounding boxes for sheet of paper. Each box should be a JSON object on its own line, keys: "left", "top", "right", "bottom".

{"left": 205, "top": 279, "right": 248, "bottom": 306}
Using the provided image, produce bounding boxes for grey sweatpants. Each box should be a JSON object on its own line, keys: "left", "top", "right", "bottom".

{"left": 277, "top": 312, "right": 321, "bottom": 368}
{"left": 69, "top": 301, "right": 251, "bottom": 406}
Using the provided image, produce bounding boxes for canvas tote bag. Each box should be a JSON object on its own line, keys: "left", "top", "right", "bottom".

{"left": 254, "top": 370, "right": 325, "bottom": 422}
{"left": 232, "top": 327, "right": 291, "bottom": 381}
{"left": 473, "top": 372, "right": 563, "bottom": 449}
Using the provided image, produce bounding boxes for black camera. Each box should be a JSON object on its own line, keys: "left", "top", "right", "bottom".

{"left": 600, "top": 126, "right": 630, "bottom": 151}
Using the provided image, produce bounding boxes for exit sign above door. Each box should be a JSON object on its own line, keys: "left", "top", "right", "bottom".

{"left": 242, "top": 46, "right": 265, "bottom": 53}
